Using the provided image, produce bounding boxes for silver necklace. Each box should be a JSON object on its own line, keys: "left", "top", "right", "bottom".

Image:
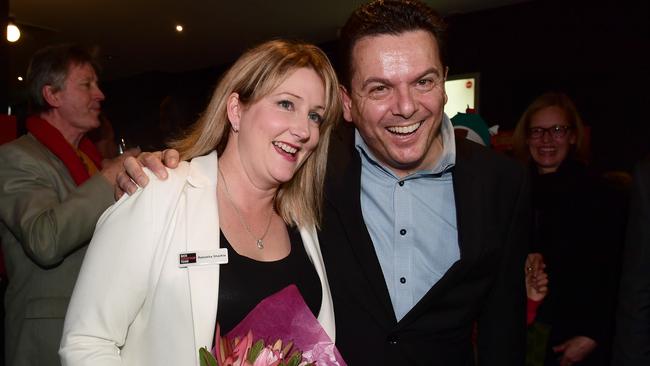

{"left": 217, "top": 167, "right": 273, "bottom": 250}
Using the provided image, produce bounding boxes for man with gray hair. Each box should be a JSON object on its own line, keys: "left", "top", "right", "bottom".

{"left": 0, "top": 44, "right": 136, "bottom": 365}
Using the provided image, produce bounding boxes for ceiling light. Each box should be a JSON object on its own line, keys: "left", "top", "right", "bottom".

{"left": 7, "top": 22, "right": 21, "bottom": 43}
{"left": 175, "top": 25, "right": 183, "bottom": 32}
{"left": 17, "top": 76, "right": 23, "bottom": 81}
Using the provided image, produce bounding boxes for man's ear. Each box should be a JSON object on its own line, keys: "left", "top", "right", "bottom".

{"left": 226, "top": 92, "right": 242, "bottom": 131}
{"left": 442, "top": 66, "right": 449, "bottom": 105}
{"left": 42, "top": 85, "right": 62, "bottom": 108}
{"left": 340, "top": 86, "right": 354, "bottom": 123}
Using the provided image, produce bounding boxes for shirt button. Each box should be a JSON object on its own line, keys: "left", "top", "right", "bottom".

{"left": 400, "top": 277, "right": 406, "bottom": 284}
{"left": 398, "top": 181, "right": 404, "bottom": 186}
{"left": 400, "top": 229, "right": 407, "bottom": 236}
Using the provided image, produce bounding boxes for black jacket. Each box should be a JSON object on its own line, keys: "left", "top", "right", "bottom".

{"left": 319, "top": 123, "right": 530, "bottom": 365}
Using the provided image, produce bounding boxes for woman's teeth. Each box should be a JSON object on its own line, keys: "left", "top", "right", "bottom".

{"left": 273, "top": 141, "right": 297, "bottom": 155}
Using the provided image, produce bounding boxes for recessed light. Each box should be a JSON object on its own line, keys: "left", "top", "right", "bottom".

{"left": 7, "top": 23, "right": 21, "bottom": 42}
{"left": 175, "top": 25, "right": 183, "bottom": 32}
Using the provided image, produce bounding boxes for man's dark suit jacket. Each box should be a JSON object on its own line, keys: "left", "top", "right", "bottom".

{"left": 613, "top": 159, "right": 650, "bottom": 366}
{"left": 319, "top": 123, "right": 530, "bottom": 365}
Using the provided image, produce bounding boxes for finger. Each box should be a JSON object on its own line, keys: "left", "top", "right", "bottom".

{"left": 123, "top": 146, "right": 142, "bottom": 157}
{"left": 114, "top": 185, "right": 125, "bottom": 201}
{"left": 116, "top": 171, "right": 139, "bottom": 195}
{"left": 553, "top": 343, "right": 567, "bottom": 353}
{"left": 538, "top": 274, "right": 549, "bottom": 283}
{"left": 162, "top": 148, "right": 180, "bottom": 168}
{"left": 124, "top": 156, "right": 150, "bottom": 187}
{"left": 141, "top": 152, "right": 168, "bottom": 180}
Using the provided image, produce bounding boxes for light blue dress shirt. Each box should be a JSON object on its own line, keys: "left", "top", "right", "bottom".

{"left": 355, "top": 114, "right": 459, "bottom": 321}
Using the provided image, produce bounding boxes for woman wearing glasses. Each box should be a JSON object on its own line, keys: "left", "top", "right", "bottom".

{"left": 513, "top": 92, "right": 617, "bottom": 366}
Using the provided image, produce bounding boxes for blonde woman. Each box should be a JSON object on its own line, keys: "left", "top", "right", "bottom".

{"left": 60, "top": 39, "right": 341, "bottom": 366}
{"left": 513, "top": 92, "right": 615, "bottom": 366}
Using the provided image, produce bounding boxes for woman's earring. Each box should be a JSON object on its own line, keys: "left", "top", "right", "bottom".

{"left": 232, "top": 125, "right": 239, "bottom": 133}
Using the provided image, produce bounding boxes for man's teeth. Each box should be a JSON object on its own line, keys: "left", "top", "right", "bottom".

{"left": 387, "top": 122, "right": 422, "bottom": 134}
{"left": 273, "top": 141, "right": 297, "bottom": 154}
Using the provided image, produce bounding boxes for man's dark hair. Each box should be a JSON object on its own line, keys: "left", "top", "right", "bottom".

{"left": 339, "top": 0, "right": 448, "bottom": 89}
{"left": 26, "top": 44, "right": 100, "bottom": 114}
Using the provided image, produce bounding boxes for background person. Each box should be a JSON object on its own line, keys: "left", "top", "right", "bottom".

{"left": 513, "top": 92, "right": 621, "bottom": 366}
{"left": 0, "top": 44, "right": 137, "bottom": 366}
{"left": 612, "top": 158, "right": 650, "bottom": 366}
{"left": 60, "top": 39, "right": 341, "bottom": 366}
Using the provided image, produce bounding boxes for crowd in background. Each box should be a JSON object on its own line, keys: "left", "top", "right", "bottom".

{"left": 0, "top": 1, "right": 648, "bottom": 366}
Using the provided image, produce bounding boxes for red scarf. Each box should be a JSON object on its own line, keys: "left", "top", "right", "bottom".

{"left": 26, "top": 116, "right": 103, "bottom": 186}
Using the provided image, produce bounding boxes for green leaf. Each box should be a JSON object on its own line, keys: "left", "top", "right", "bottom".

{"left": 199, "top": 347, "right": 218, "bottom": 366}
{"left": 246, "top": 339, "right": 266, "bottom": 363}
{"left": 285, "top": 351, "right": 303, "bottom": 366}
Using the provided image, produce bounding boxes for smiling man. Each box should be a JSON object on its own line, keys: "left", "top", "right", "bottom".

{"left": 0, "top": 44, "right": 135, "bottom": 366}
{"left": 316, "top": 1, "right": 531, "bottom": 365}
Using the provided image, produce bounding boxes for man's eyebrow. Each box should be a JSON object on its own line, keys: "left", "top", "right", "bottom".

{"left": 360, "top": 67, "right": 443, "bottom": 89}
{"left": 414, "top": 67, "right": 443, "bottom": 80}
{"left": 361, "top": 77, "right": 390, "bottom": 89}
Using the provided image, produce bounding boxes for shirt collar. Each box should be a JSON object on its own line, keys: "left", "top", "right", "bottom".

{"left": 354, "top": 113, "right": 456, "bottom": 178}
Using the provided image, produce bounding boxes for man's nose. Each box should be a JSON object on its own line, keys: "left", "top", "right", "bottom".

{"left": 94, "top": 85, "right": 105, "bottom": 101}
{"left": 392, "top": 86, "right": 417, "bottom": 119}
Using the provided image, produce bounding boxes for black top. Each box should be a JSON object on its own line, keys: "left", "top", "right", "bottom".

{"left": 215, "top": 225, "right": 322, "bottom": 334}
{"left": 530, "top": 159, "right": 625, "bottom": 365}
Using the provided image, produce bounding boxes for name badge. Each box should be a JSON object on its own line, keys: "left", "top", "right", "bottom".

{"left": 179, "top": 248, "right": 228, "bottom": 268}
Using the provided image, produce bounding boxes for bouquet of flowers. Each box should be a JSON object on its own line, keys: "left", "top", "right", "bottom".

{"left": 198, "top": 285, "right": 345, "bottom": 366}
{"left": 199, "top": 326, "right": 314, "bottom": 366}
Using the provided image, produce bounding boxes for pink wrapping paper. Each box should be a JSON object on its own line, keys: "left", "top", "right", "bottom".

{"left": 226, "top": 284, "right": 346, "bottom": 366}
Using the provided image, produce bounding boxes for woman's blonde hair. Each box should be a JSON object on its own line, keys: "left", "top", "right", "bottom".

{"left": 512, "top": 92, "right": 588, "bottom": 163}
{"left": 170, "top": 39, "right": 341, "bottom": 228}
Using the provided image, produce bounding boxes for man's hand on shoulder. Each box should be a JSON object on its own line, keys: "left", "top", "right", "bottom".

{"left": 100, "top": 147, "right": 140, "bottom": 194}
{"left": 114, "top": 149, "right": 180, "bottom": 200}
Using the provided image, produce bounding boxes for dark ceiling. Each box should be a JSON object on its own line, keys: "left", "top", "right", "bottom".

{"left": 7, "top": 0, "right": 529, "bottom": 89}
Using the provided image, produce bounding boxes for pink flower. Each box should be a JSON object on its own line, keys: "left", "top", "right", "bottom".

{"left": 251, "top": 347, "right": 282, "bottom": 366}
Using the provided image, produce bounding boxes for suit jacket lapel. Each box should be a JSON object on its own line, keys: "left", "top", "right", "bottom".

{"left": 184, "top": 153, "right": 221, "bottom": 356}
{"left": 325, "top": 125, "right": 396, "bottom": 325}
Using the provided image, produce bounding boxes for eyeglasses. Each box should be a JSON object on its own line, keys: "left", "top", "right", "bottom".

{"left": 527, "top": 125, "right": 572, "bottom": 140}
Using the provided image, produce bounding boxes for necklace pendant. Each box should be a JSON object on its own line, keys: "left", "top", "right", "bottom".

{"left": 256, "top": 239, "right": 264, "bottom": 250}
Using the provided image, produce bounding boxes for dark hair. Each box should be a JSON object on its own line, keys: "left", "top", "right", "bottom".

{"left": 339, "top": 0, "right": 448, "bottom": 89}
{"left": 26, "top": 44, "right": 100, "bottom": 113}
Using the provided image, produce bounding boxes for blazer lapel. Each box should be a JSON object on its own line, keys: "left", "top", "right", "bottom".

{"left": 184, "top": 153, "right": 221, "bottom": 355}
{"left": 325, "top": 125, "right": 396, "bottom": 325}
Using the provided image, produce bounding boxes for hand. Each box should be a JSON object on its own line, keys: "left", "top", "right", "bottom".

{"left": 525, "top": 253, "right": 549, "bottom": 302}
{"left": 100, "top": 147, "right": 141, "bottom": 188}
{"left": 114, "top": 149, "right": 180, "bottom": 199}
{"left": 552, "top": 336, "right": 597, "bottom": 366}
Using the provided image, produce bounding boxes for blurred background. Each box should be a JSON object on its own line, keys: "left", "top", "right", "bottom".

{"left": 2, "top": 0, "right": 649, "bottom": 172}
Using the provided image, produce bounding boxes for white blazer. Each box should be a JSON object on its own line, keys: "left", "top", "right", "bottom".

{"left": 59, "top": 151, "right": 336, "bottom": 366}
